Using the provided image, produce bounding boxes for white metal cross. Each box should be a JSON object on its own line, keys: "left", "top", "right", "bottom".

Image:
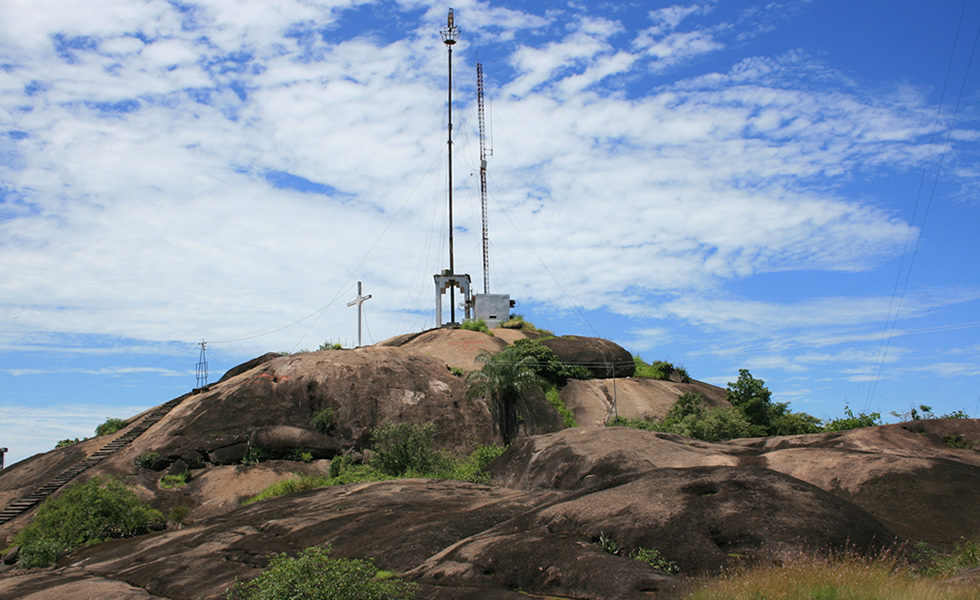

{"left": 346, "top": 281, "right": 373, "bottom": 347}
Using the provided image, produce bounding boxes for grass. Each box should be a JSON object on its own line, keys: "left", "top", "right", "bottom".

{"left": 685, "top": 550, "right": 980, "bottom": 600}
{"left": 545, "top": 385, "right": 578, "bottom": 428}
{"left": 243, "top": 473, "right": 331, "bottom": 505}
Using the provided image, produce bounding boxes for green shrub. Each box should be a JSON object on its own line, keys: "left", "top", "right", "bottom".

{"left": 945, "top": 434, "right": 977, "bottom": 449}
{"left": 317, "top": 341, "right": 344, "bottom": 351}
{"left": 460, "top": 319, "right": 493, "bottom": 335}
{"left": 95, "top": 417, "right": 128, "bottom": 437}
{"left": 289, "top": 450, "right": 315, "bottom": 463}
{"left": 824, "top": 405, "right": 881, "bottom": 432}
{"left": 431, "top": 444, "right": 507, "bottom": 484}
{"left": 312, "top": 408, "right": 336, "bottom": 434}
{"left": 545, "top": 385, "right": 578, "bottom": 428}
{"left": 500, "top": 314, "right": 553, "bottom": 335}
{"left": 242, "top": 445, "right": 268, "bottom": 465}
{"left": 13, "top": 476, "right": 164, "bottom": 568}
{"left": 243, "top": 474, "right": 331, "bottom": 506}
{"left": 55, "top": 438, "right": 83, "bottom": 449}
{"left": 327, "top": 455, "right": 389, "bottom": 485}
{"left": 135, "top": 451, "right": 161, "bottom": 469}
{"left": 448, "top": 366, "right": 465, "bottom": 377}
{"left": 224, "top": 545, "right": 419, "bottom": 600}
{"left": 160, "top": 473, "right": 189, "bottom": 489}
{"left": 631, "top": 547, "right": 679, "bottom": 573}
{"left": 169, "top": 505, "right": 191, "bottom": 524}
{"left": 633, "top": 357, "right": 690, "bottom": 382}
{"left": 371, "top": 422, "right": 439, "bottom": 477}
{"left": 595, "top": 532, "right": 622, "bottom": 555}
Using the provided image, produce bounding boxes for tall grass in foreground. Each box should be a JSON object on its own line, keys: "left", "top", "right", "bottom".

{"left": 686, "top": 552, "right": 980, "bottom": 600}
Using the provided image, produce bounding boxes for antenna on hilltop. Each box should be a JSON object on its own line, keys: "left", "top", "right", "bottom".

{"left": 196, "top": 340, "right": 208, "bottom": 390}
{"left": 433, "top": 8, "right": 473, "bottom": 327}
{"left": 347, "top": 281, "right": 373, "bottom": 347}
{"left": 477, "top": 62, "right": 491, "bottom": 295}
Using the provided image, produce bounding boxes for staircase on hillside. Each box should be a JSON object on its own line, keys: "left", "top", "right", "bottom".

{"left": 0, "top": 391, "right": 196, "bottom": 525}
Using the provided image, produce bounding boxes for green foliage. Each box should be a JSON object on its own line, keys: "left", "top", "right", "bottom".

{"left": 433, "top": 444, "right": 507, "bottom": 484}
{"left": 448, "top": 365, "right": 465, "bottom": 377}
{"left": 370, "top": 422, "right": 440, "bottom": 477}
{"left": 242, "top": 445, "right": 268, "bottom": 465}
{"left": 631, "top": 547, "right": 679, "bottom": 574}
{"left": 55, "top": 438, "right": 83, "bottom": 449}
{"left": 134, "top": 451, "right": 161, "bottom": 469}
{"left": 466, "top": 348, "right": 546, "bottom": 444}
{"left": 159, "top": 473, "right": 189, "bottom": 489}
{"left": 288, "top": 450, "right": 315, "bottom": 463}
{"left": 224, "top": 545, "right": 419, "bottom": 600}
{"left": 13, "top": 476, "right": 164, "bottom": 568}
{"left": 770, "top": 411, "right": 823, "bottom": 436}
{"left": 545, "top": 385, "right": 578, "bottom": 428}
{"left": 595, "top": 532, "right": 622, "bottom": 555}
{"left": 945, "top": 434, "right": 977, "bottom": 449}
{"left": 327, "top": 455, "right": 390, "bottom": 485}
{"left": 689, "top": 550, "right": 980, "bottom": 600}
{"left": 499, "top": 314, "right": 553, "bottom": 335}
{"left": 317, "top": 341, "right": 344, "bottom": 351}
{"left": 509, "top": 339, "right": 591, "bottom": 386}
{"left": 95, "top": 417, "right": 128, "bottom": 437}
{"left": 460, "top": 319, "right": 493, "bottom": 335}
{"left": 243, "top": 473, "right": 331, "bottom": 505}
{"left": 312, "top": 407, "right": 336, "bottom": 434}
{"left": 633, "top": 356, "right": 690, "bottom": 382}
{"left": 823, "top": 405, "right": 882, "bottom": 432}
{"left": 169, "top": 505, "right": 191, "bottom": 524}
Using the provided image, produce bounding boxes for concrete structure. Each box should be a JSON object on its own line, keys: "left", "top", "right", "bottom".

{"left": 473, "top": 294, "right": 513, "bottom": 329}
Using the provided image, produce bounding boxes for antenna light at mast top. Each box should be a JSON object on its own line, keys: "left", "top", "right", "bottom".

{"left": 440, "top": 8, "right": 459, "bottom": 45}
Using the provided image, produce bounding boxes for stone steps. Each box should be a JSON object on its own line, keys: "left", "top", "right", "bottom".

{"left": 0, "top": 390, "right": 197, "bottom": 525}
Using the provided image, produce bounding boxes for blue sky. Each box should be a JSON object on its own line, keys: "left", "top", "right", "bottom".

{"left": 2, "top": 0, "right": 979, "bottom": 465}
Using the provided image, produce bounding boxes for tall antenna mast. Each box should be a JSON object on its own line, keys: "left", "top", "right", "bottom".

{"left": 440, "top": 8, "right": 460, "bottom": 322}
{"left": 477, "top": 62, "right": 490, "bottom": 294}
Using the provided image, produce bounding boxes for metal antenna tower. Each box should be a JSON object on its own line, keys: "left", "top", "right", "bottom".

{"left": 440, "top": 8, "right": 460, "bottom": 322}
{"left": 477, "top": 62, "right": 491, "bottom": 294}
{"left": 195, "top": 340, "right": 208, "bottom": 389}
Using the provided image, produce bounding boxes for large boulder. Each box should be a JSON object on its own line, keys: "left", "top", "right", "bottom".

{"left": 539, "top": 335, "right": 635, "bottom": 378}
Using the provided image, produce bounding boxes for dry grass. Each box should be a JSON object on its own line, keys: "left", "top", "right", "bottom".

{"left": 685, "top": 551, "right": 980, "bottom": 600}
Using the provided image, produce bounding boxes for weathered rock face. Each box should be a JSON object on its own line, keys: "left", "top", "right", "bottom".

{"left": 1, "top": 329, "right": 978, "bottom": 600}
{"left": 540, "top": 335, "right": 636, "bottom": 378}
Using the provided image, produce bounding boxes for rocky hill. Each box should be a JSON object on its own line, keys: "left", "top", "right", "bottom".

{"left": 1, "top": 328, "right": 978, "bottom": 599}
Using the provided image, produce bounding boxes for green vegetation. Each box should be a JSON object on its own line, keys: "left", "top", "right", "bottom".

{"left": 945, "top": 434, "right": 977, "bottom": 449}
{"left": 460, "top": 318, "right": 493, "bottom": 335}
{"left": 612, "top": 370, "right": 892, "bottom": 442}
{"left": 242, "top": 445, "right": 268, "bottom": 465}
{"left": 467, "top": 348, "right": 546, "bottom": 445}
{"left": 633, "top": 356, "right": 690, "bottom": 382}
{"left": 687, "top": 549, "right": 980, "bottom": 600}
{"left": 224, "top": 545, "right": 419, "bottom": 600}
{"left": 134, "top": 451, "right": 160, "bottom": 469}
{"left": 312, "top": 407, "right": 335, "bottom": 434}
{"left": 823, "top": 405, "right": 882, "bottom": 432}
{"left": 11, "top": 476, "right": 164, "bottom": 568}
{"left": 55, "top": 437, "right": 83, "bottom": 449}
{"left": 545, "top": 385, "right": 578, "bottom": 428}
{"left": 243, "top": 473, "right": 332, "bottom": 505}
{"left": 370, "top": 422, "right": 440, "bottom": 477}
{"left": 244, "top": 429, "right": 507, "bottom": 505}
{"left": 466, "top": 339, "right": 590, "bottom": 443}
{"left": 159, "top": 473, "right": 189, "bottom": 489}
{"left": 448, "top": 365, "right": 465, "bottom": 377}
{"left": 95, "top": 417, "right": 128, "bottom": 437}
{"left": 630, "top": 547, "right": 679, "bottom": 574}
{"left": 890, "top": 404, "right": 971, "bottom": 422}
{"left": 317, "top": 341, "right": 344, "bottom": 351}
{"left": 500, "top": 313, "right": 553, "bottom": 335}
{"left": 595, "top": 532, "right": 622, "bottom": 555}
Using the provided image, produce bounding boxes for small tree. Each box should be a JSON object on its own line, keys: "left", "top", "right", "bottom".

{"left": 95, "top": 417, "right": 128, "bottom": 437}
{"left": 466, "top": 349, "right": 545, "bottom": 445}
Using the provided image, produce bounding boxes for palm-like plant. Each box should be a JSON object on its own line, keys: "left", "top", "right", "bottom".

{"left": 466, "top": 348, "right": 544, "bottom": 445}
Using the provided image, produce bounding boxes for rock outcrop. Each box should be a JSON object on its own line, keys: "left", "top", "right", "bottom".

{"left": 1, "top": 329, "right": 978, "bottom": 599}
